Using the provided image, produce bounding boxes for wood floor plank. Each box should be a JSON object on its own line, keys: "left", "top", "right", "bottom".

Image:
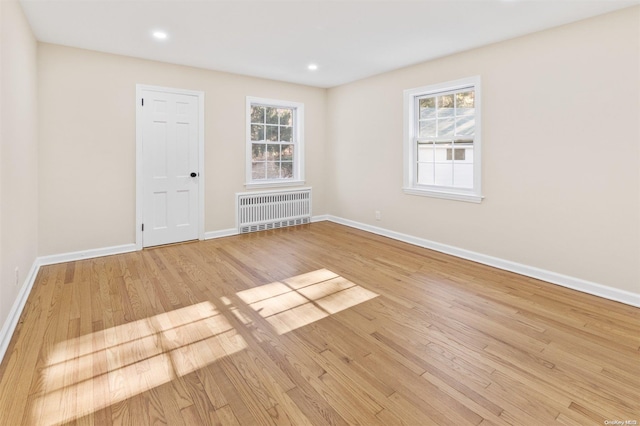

{"left": 0, "top": 221, "right": 637, "bottom": 425}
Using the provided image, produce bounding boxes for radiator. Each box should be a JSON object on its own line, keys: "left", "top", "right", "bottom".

{"left": 237, "top": 188, "right": 311, "bottom": 234}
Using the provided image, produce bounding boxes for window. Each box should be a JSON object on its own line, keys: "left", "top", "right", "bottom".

{"left": 403, "top": 76, "right": 483, "bottom": 203}
{"left": 246, "top": 97, "right": 304, "bottom": 188}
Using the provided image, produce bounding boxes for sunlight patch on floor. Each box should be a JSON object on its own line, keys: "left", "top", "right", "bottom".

{"left": 32, "top": 301, "right": 246, "bottom": 426}
{"left": 237, "top": 269, "right": 378, "bottom": 334}
{"left": 30, "top": 269, "right": 377, "bottom": 425}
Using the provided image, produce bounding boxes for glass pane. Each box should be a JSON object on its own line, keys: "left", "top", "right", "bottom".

{"left": 267, "top": 144, "right": 280, "bottom": 161}
{"left": 453, "top": 163, "right": 474, "bottom": 188}
{"left": 434, "top": 163, "right": 453, "bottom": 186}
{"left": 455, "top": 116, "right": 475, "bottom": 136}
{"left": 455, "top": 91, "right": 475, "bottom": 115}
{"left": 417, "top": 163, "right": 435, "bottom": 185}
{"left": 251, "top": 124, "right": 264, "bottom": 141}
{"left": 281, "top": 162, "right": 293, "bottom": 178}
{"left": 280, "top": 126, "right": 292, "bottom": 142}
{"left": 417, "top": 142, "right": 434, "bottom": 162}
{"left": 252, "top": 144, "right": 266, "bottom": 161}
{"left": 251, "top": 106, "right": 265, "bottom": 123}
{"left": 433, "top": 143, "right": 449, "bottom": 162}
{"left": 419, "top": 97, "right": 436, "bottom": 119}
{"left": 252, "top": 162, "right": 266, "bottom": 180}
{"left": 266, "top": 162, "right": 280, "bottom": 179}
{"left": 266, "top": 125, "right": 278, "bottom": 141}
{"left": 278, "top": 108, "right": 293, "bottom": 126}
{"left": 460, "top": 146, "right": 474, "bottom": 163}
{"left": 438, "top": 94, "right": 454, "bottom": 117}
{"left": 446, "top": 148, "right": 466, "bottom": 161}
{"left": 438, "top": 117, "right": 455, "bottom": 137}
{"left": 419, "top": 120, "right": 436, "bottom": 138}
{"left": 281, "top": 145, "right": 294, "bottom": 161}
{"left": 266, "top": 107, "right": 278, "bottom": 124}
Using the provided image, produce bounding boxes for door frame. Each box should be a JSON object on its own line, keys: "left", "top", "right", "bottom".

{"left": 135, "top": 84, "right": 205, "bottom": 250}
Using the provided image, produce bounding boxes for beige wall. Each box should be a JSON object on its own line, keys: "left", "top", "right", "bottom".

{"left": 0, "top": 1, "right": 39, "bottom": 328}
{"left": 38, "top": 45, "right": 327, "bottom": 255}
{"left": 326, "top": 7, "right": 640, "bottom": 293}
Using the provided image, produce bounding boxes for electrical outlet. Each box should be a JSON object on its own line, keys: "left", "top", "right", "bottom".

{"left": 375, "top": 210, "right": 381, "bottom": 221}
{"left": 15, "top": 267, "right": 20, "bottom": 287}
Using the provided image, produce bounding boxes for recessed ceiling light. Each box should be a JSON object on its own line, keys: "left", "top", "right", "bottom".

{"left": 153, "top": 31, "right": 168, "bottom": 40}
{"left": 307, "top": 64, "right": 318, "bottom": 71}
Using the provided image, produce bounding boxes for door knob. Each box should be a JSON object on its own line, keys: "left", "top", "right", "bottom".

{"left": 190, "top": 172, "right": 198, "bottom": 177}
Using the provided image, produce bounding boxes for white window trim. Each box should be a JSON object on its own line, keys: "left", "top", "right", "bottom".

{"left": 403, "top": 76, "right": 483, "bottom": 203}
{"left": 245, "top": 96, "right": 305, "bottom": 189}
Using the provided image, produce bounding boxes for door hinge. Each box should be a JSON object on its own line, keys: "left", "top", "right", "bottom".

{"left": 142, "top": 223, "right": 144, "bottom": 231}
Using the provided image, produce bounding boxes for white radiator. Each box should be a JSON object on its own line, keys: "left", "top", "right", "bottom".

{"left": 237, "top": 188, "right": 312, "bottom": 234}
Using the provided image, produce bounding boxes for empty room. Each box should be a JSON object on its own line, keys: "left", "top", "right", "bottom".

{"left": 1, "top": 0, "right": 639, "bottom": 424}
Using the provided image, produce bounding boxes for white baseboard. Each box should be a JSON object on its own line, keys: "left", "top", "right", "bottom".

{"left": 311, "top": 214, "right": 329, "bottom": 222}
{"left": 325, "top": 215, "right": 640, "bottom": 308}
{"left": 204, "top": 228, "right": 238, "bottom": 240}
{"left": 0, "top": 258, "right": 41, "bottom": 364}
{"left": 38, "top": 243, "right": 137, "bottom": 266}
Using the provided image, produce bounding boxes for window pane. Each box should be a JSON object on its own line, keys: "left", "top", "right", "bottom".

{"left": 266, "top": 162, "right": 280, "bottom": 179}
{"left": 419, "top": 98, "right": 436, "bottom": 119}
{"left": 417, "top": 142, "right": 434, "bottom": 162}
{"left": 251, "top": 106, "right": 265, "bottom": 123}
{"left": 460, "top": 146, "right": 474, "bottom": 163}
{"left": 281, "top": 162, "right": 293, "bottom": 178}
{"left": 278, "top": 108, "right": 293, "bottom": 126}
{"left": 438, "top": 94, "right": 454, "bottom": 117}
{"left": 453, "top": 163, "right": 474, "bottom": 188}
{"left": 267, "top": 144, "right": 280, "bottom": 161}
{"left": 455, "top": 91, "right": 474, "bottom": 114}
{"left": 252, "top": 144, "right": 266, "bottom": 161}
{"left": 433, "top": 143, "right": 449, "bottom": 162}
{"left": 446, "top": 148, "right": 466, "bottom": 161}
{"left": 438, "top": 117, "right": 455, "bottom": 137}
{"left": 252, "top": 162, "right": 266, "bottom": 180}
{"left": 281, "top": 145, "right": 293, "bottom": 161}
{"left": 251, "top": 124, "right": 264, "bottom": 141}
{"left": 419, "top": 120, "right": 436, "bottom": 138}
{"left": 280, "top": 126, "right": 292, "bottom": 142}
{"left": 455, "top": 116, "right": 475, "bottom": 136}
{"left": 434, "top": 163, "right": 453, "bottom": 186}
{"left": 417, "top": 163, "right": 435, "bottom": 185}
{"left": 266, "top": 107, "right": 278, "bottom": 124}
{"left": 266, "top": 125, "right": 278, "bottom": 141}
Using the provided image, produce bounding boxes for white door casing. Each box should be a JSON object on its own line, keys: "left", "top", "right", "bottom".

{"left": 136, "top": 85, "right": 205, "bottom": 248}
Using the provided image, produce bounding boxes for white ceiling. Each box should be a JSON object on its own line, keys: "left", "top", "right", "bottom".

{"left": 20, "top": 0, "right": 639, "bottom": 88}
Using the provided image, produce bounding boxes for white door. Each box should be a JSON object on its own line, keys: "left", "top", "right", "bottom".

{"left": 141, "top": 88, "right": 200, "bottom": 247}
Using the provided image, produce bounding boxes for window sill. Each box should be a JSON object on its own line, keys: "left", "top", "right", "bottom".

{"left": 245, "top": 180, "right": 306, "bottom": 190}
{"left": 403, "top": 187, "right": 484, "bottom": 203}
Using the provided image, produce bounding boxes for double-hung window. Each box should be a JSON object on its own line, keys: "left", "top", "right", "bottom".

{"left": 246, "top": 97, "right": 304, "bottom": 188}
{"left": 403, "top": 76, "right": 483, "bottom": 203}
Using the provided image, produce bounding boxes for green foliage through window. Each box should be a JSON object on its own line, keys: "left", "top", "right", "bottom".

{"left": 250, "top": 104, "right": 296, "bottom": 180}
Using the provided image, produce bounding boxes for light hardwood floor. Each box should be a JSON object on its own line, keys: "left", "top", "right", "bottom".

{"left": 0, "top": 221, "right": 638, "bottom": 425}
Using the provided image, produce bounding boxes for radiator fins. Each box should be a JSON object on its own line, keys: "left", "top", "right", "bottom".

{"left": 237, "top": 189, "right": 311, "bottom": 234}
